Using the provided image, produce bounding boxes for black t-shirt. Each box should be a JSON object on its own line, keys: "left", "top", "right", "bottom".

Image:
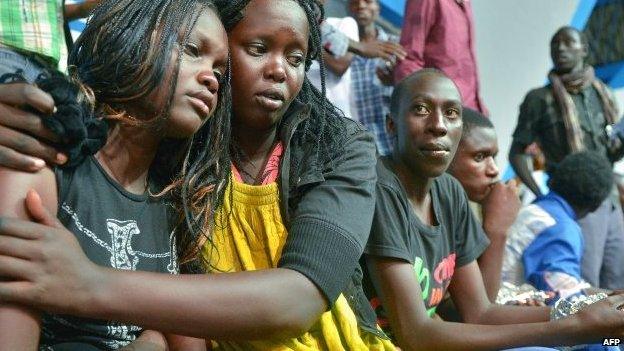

{"left": 363, "top": 157, "right": 489, "bottom": 326}
{"left": 40, "top": 157, "right": 179, "bottom": 350}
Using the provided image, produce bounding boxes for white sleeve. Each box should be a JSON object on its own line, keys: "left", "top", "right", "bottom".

{"left": 326, "top": 16, "right": 359, "bottom": 42}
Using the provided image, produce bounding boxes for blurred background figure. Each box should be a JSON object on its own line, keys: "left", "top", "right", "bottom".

{"left": 348, "top": 0, "right": 398, "bottom": 155}
{"left": 310, "top": 0, "right": 405, "bottom": 122}
{"left": 503, "top": 151, "right": 614, "bottom": 303}
{"left": 509, "top": 26, "right": 624, "bottom": 290}
{"left": 394, "top": 0, "right": 488, "bottom": 114}
{"left": 0, "top": 0, "right": 100, "bottom": 82}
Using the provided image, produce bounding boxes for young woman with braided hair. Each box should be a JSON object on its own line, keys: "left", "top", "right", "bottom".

{"left": 0, "top": 0, "right": 229, "bottom": 349}
{"left": 0, "top": 0, "right": 394, "bottom": 349}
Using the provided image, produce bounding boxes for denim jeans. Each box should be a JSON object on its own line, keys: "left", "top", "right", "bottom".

{"left": 0, "top": 46, "right": 51, "bottom": 83}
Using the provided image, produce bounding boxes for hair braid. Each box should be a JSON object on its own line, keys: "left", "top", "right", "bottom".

{"left": 189, "top": 0, "right": 349, "bottom": 271}
{"left": 217, "top": 0, "right": 348, "bottom": 168}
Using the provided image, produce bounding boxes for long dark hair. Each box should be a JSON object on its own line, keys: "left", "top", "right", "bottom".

{"left": 69, "top": 0, "right": 232, "bottom": 273}
{"left": 218, "top": 0, "right": 348, "bottom": 172}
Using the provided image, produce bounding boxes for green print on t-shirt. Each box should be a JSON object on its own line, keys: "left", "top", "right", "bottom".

{"left": 413, "top": 256, "right": 436, "bottom": 317}
{"left": 414, "top": 253, "right": 457, "bottom": 317}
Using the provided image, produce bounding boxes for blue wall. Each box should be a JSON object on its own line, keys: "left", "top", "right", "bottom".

{"left": 379, "top": 0, "right": 406, "bottom": 27}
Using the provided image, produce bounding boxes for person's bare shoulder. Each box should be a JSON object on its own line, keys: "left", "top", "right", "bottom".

{"left": 0, "top": 166, "right": 57, "bottom": 218}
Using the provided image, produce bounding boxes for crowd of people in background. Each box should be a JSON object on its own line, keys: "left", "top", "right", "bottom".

{"left": 0, "top": 0, "right": 624, "bottom": 350}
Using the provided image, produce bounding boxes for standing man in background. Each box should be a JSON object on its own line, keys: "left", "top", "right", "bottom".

{"left": 348, "top": 0, "right": 399, "bottom": 155}
{"left": 509, "top": 26, "right": 624, "bottom": 290}
{"left": 394, "top": 0, "right": 488, "bottom": 115}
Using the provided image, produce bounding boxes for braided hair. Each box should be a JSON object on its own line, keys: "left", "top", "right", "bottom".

{"left": 216, "top": 0, "right": 348, "bottom": 173}
{"left": 182, "top": 0, "right": 351, "bottom": 271}
{"left": 68, "top": 0, "right": 232, "bottom": 273}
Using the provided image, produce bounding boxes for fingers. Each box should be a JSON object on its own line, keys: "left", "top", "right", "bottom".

{"left": 26, "top": 189, "right": 63, "bottom": 228}
{"left": 381, "top": 41, "right": 407, "bottom": 60}
{"left": 0, "top": 100, "right": 59, "bottom": 143}
{"left": 0, "top": 83, "right": 54, "bottom": 114}
{"left": 0, "top": 144, "right": 46, "bottom": 171}
{"left": 0, "top": 235, "right": 38, "bottom": 260}
{"left": 375, "top": 67, "right": 393, "bottom": 86}
{"left": 374, "top": 49, "right": 393, "bottom": 62}
{"left": 0, "top": 83, "right": 66, "bottom": 170}
{"left": 0, "top": 256, "right": 35, "bottom": 280}
{"left": 0, "top": 280, "right": 35, "bottom": 305}
{"left": 0, "top": 217, "right": 47, "bottom": 240}
{"left": 0, "top": 125, "right": 66, "bottom": 168}
{"left": 497, "top": 179, "right": 519, "bottom": 196}
{"left": 506, "top": 179, "right": 520, "bottom": 195}
{"left": 506, "top": 178, "right": 519, "bottom": 188}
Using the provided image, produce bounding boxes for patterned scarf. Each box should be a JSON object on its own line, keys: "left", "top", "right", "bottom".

{"left": 548, "top": 66, "right": 618, "bottom": 152}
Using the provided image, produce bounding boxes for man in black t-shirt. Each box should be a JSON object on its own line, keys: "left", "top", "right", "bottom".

{"left": 362, "top": 68, "right": 624, "bottom": 350}
{"left": 365, "top": 157, "right": 489, "bottom": 319}
{"left": 363, "top": 68, "right": 490, "bottom": 326}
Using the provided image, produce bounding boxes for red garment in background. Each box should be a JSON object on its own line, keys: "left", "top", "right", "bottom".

{"left": 395, "top": 0, "right": 488, "bottom": 115}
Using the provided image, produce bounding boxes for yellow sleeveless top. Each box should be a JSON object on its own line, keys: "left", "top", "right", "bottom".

{"left": 202, "top": 176, "right": 395, "bottom": 350}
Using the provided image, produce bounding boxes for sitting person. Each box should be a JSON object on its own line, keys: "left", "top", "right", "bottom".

{"left": 0, "top": 0, "right": 228, "bottom": 349}
{"left": 448, "top": 107, "right": 521, "bottom": 301}
{"left": 362, "top": 68, "right": 624, "bottom": 350}
{"left": 0, "top": 0, "right": 396, "bottom": 350}
{"left": 502, "top": 151, "right": 614, "bottom": 301}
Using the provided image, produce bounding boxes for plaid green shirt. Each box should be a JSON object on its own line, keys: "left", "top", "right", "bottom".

{"left": 0, "top": 0, "right": 67, "bottom": 70}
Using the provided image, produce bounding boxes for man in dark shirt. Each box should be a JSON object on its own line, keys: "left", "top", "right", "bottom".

{"left": 509, "top": 26, "right": 624, "bottom": 290}
{"left": 362, "top": 68, "right": 624, "bottom": 351}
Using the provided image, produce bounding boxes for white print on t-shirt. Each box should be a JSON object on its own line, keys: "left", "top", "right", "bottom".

{"left": 42, "top": 311, "right": 139, "bottom": 349}
{"left": 103, "top": 323, "right": 142, "bottom": 349}
{"left": 61, "top": 203, "right": 177, "bottom": 274}
{"left": 107, "top": 219, "right": 140, "bottom": 270}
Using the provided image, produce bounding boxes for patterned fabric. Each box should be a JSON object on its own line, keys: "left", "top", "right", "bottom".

{"left": 548, "top": 66, "right": 618, "bottom": 153}
{"left": 584, "top": 1, "right": 624, "bottom": 67}
{"left": 350, "top": 27, "right": 396, "bottom": 156}
{"left": 502, "top": 202, "right": 557, "bottom": 287}
{"left": 512, "top": 82, "right": 620, "bottom": 173}
{"left": 202, "top": 176, "right": 395, "bottom": 350}
{"left": 0, "top": 46, "right": 51, "bottom": 83}
{"left": 0, "top": 0, "right": 67, "bottom": 70}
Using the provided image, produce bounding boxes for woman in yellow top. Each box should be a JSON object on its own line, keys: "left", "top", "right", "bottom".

{"left": 194, "top": 0, "right": 392, "bottom": 348}
{"left": 0, "top": 0, "right": 394, "bottom": 350}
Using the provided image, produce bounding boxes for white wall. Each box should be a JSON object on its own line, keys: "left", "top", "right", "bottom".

{"left": 472, "top": 0, "right": 579, "bottom": 165}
